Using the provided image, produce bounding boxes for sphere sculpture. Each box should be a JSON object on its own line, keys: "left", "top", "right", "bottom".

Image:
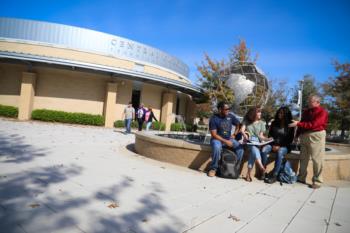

{"left": 223, "top": 61, "right": 269, "bottom": 115}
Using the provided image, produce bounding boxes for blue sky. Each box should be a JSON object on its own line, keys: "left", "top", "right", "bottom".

{"left": 1, "top": 0, "right": 349, "bottom": 88}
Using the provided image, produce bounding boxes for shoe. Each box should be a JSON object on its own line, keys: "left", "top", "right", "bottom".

{"left": 265, "top": 176, "right": 277, "bottom": 184}
{"left": 260, "top": 172, "right": 266, "bottom": 180}
{"left": 309, "top": 183, "right": 321, "bottom": 189}
{"left": 245, "top": 176, "right": 252, "bottom": 182}
{"left": 297, "top": 179, "right": 306, "bottom": 184}
{"left": 208, "top": 170, "right": 216, "bottom": 177}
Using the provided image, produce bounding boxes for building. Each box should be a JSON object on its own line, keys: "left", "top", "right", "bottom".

{"left": 0, "top": 18, "right": 200, "bottom": 130}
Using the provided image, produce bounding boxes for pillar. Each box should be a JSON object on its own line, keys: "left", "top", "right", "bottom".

{"left": 161, "top": 92, "right": 176, "bottom": 131}
{"left": 18, "top": 72, "right": 36, "bottom": 120}
{"left": 185, "top": 98, "right": 196, "bottom": 124}
{"left": 104, "top": 82, "right": 118, "bottom": 128}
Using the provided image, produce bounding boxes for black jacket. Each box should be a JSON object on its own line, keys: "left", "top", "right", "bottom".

{"left": 268, "top": 121, "right": 295, "bottom": 152}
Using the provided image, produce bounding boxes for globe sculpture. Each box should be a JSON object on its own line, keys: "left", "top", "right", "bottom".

{"left": 223, "top": 61, "right": 270, "bottom": 115}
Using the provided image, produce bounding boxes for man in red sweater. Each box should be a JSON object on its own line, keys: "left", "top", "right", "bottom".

{"left": 289, "top": 95, "right": 328, "bottom": 189}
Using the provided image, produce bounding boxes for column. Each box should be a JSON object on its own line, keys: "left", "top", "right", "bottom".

{"left": 161, "top": 92, "right": 175, "bottom": 131}
{"left": 104, "top": 82, "right": 118, "bottom": 128}
{"left": 18, "top": 72, "right": 36, "bottom": 120}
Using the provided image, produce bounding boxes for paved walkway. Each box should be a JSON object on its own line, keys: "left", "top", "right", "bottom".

{"left": 0, "top": 118, "right": 349, "bottom": 233}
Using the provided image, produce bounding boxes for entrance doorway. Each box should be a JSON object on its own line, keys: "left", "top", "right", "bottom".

{"left": 131, "top": 90, "right": 141, "bottom": 110}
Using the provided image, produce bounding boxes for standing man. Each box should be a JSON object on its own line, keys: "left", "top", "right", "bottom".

{"left": 136, "top": 103, "right": 146, "bottom": 131}
{"left": 289, "top": 95, "right": 328, "bottom": 189}
{"left": 123, "top": 102, "right": 135, "bottom": 134}
{"left": 208, "top": 101, "right": 244, "bottom": 177}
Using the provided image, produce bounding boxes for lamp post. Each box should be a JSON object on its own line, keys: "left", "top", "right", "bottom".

{"left": 299, "top": 79, "right": 304, "bottom": 121}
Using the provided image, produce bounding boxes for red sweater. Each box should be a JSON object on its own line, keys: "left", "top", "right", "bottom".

{"left": 297, "top": 106, "right": 328, "bottom": 135}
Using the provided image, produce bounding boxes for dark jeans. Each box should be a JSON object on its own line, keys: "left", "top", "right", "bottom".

{"left": 210, "top": 138, "right": 244, "bottom": 171}
{"left": 137, "top": 118, "right": 144, "bottom": 131}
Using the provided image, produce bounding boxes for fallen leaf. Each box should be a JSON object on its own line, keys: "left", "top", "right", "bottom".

{"left": 29, "top": 203, "right": 40, "bottom": 208}
{"left": 228, "top": 214, "right": 240, "bottom": 222}
{"left": 108, "top": 203, "right": 119, "bottom": 208}
{"left": 310, "top": 200, "right": 316, "bottom": 204}
{"left": 335, "top": 222, "right": 342, "bottom": 226}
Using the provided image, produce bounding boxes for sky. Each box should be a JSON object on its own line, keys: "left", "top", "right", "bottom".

{"left": 1, "top": 0, "right": 349, "bottom": 89}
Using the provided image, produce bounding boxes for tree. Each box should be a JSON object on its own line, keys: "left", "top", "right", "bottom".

{"left": 323, "top": 61, "right": 350, "bottom": 138}
{"left": 197, "top": 39, "right": 257, "bottom": 113}
{"left": 292, "top": 75, "right": 320, "bottom": 111}
{"left": 229, "top": 39, "right": 258, "bottom": 63}
{"left": 262, "top": 79, "right": 291, "bottom": 122}
{"left": 197, "top": 54, "right": 234, "bottom": 112}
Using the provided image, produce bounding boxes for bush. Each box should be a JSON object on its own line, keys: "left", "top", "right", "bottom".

{"left": 0, "top": 104, "right": 18, "bottom": 118}
{"left": 32, "top": 109, "right": 104, "bottom": 126}
{"left": 114, "top": 120, "right": 165, "bottom": 131}
{"left": 170, "top": 122, "right": 195, "bottom": 132}
{"left": 114, "top": 120, "right": 125, "bottom": 128}
{"left": 152, "top": 121, "right": 165, "bottom": 131}
{"left": 114, "top": 120, "right": 139, "bottom": 128}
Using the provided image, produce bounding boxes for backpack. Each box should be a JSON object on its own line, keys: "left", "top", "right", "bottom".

{"left": 137, "top": 108, "right": 144, "bottom": 119}
{"left": 278, "top": 160, "right": 297, "bottom": 184}
{"left": 218, "top": 148, "right": 240, "bottom": 179}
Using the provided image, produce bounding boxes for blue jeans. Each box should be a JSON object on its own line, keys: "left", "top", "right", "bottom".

{"left": 249, "top": 145, "right": 288, "bottom": 175}
{"left": 125, "top": 118, "right": 132, "bottom": 133}
{"left": 262, "top": 145, "right": 288, "bottom": 176}
{"left": 146, "top": 122, "right": 152, "bottom": 131}
{"left": 247, "top": 145, "right": 270, "bottom": 169}
{"left": 210, "top": 138, "right": 244, "bottom": 171}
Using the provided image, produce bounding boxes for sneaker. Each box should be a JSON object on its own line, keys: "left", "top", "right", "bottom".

{"left": 297, "top": 179, "right": 306, "bottom": 184}
{"left": 208, "top": 170, "right": 216, "bottom": 177}
{"left": 309, "top": 183, "right": 321, "bottom": 189}
{"left": 265, "top": 176, "right": 277, "bottom": 184}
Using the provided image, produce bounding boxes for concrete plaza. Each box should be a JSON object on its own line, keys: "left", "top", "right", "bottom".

{"left": 0, "top": 118, "right": 349, "bottom": 233}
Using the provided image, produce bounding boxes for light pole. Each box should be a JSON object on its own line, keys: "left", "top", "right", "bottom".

{"left": 299, "top": 79, "right": 304, "bottom": 121}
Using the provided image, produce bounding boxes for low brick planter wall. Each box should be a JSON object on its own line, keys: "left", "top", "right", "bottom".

{"left": 135, "top": 132, "right": 350, "bottom": 182}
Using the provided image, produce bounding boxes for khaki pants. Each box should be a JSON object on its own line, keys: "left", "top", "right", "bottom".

{"left": 298, "top": 130, "right": 326, "bottom": 185}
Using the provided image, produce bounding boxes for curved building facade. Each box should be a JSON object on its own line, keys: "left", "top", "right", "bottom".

{"left": 0, "top": 18, "right": 199, "bottom": 129}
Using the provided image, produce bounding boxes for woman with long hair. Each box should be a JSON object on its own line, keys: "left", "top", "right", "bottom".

{"left": 241, "top": 107, "right": 271, "bottom": 182}
{"left": 264, "top": 106, "right": 295, "bottom": 183}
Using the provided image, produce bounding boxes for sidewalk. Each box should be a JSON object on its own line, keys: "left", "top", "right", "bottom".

{"left": 0, "top": 118, "right": 349, "bottom": 233}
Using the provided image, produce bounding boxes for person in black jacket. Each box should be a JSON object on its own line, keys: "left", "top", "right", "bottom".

{"left": 264, "top": 106, "right": 295, "bottom": 183}
{"left": 145, "top": 107, "right": 158, "bottom": 131}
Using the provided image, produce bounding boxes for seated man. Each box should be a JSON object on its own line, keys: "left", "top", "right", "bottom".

{"left": 208, "top": 101, "right": 244, "bottom": 177}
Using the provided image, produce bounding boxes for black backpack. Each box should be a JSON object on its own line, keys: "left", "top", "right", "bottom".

{"left": 219, "top": 148, "right": 240, "bottom": 179}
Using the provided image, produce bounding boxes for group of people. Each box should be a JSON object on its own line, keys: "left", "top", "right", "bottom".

{"left": 123, "top": 102, "right": 158, "bottom": 133}
{"left": 208, "top": 94, "right": 328, "bottom": 189}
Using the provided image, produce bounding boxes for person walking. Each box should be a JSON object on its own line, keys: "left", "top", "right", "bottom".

{"left": 145, "top": 107, "right": 158, "bottom": 131}
{"left": 136, "top": 103, "right": 146, "bottom": 131}
{"left": 289, "top": 95, "right": 328, "bottom": 189}
{"left": 123, "top": 102, "right": 135, "bottom": 134}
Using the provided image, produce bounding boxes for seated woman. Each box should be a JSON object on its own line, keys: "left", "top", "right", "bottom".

{"left": 264, "top": 106, "right": 295, "bottom": 183}
{"left": 241, "top": 107, "right": 271, "bottom": 182}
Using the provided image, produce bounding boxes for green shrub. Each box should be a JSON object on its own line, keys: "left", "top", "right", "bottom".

{"left": 171, "top": 123, "right": 186, "bottom": 131}
{"left": 32, "top": 109, "right": 104, "bottom": 126}
{"left": 0, "top": 104, "right": 18, "bottom": 118}
{"left": 170, "top": 122, "right": 194, "bottom": 132}
{"left": 114, "top": 120, "right": 125, "bottom": 128}
{"left": 114, "top": 120, "right": 165, "bottom": 131}
{"left": 152, "top": 121, "right": 165, "bottom": 131}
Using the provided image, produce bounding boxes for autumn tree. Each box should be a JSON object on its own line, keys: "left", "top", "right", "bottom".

{"left": 197, "top": 39, "right": 257, "bottom": 114}
{"left": 229, "top": 39, "right": 258, "bottom": 63}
